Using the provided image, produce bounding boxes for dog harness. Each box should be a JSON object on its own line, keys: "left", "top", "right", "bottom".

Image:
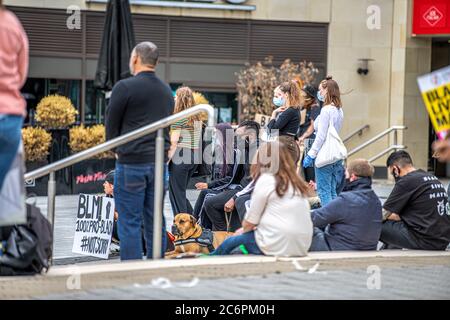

{"left": 173, "top": 228, "right": 215, "bottom": 253}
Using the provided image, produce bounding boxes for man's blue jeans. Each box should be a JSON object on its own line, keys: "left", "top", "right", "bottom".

{"left": 309, "top": 227, "right": 331, "bottom": 251}
{"left": 0, "top": 115, "right": 23, "bottom": 191}
{"left": 114, "top": 162, "right": 167, "bottom": 260}
{"left": 210, "top": 231, "right": 263, "bottom": 255}
{"left": 315, "top": 160, "right": 344, "bottom": 207}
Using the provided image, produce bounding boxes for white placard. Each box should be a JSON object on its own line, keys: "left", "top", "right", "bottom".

{"left": 72, "top": 194, "right": 115, "bottom": 259}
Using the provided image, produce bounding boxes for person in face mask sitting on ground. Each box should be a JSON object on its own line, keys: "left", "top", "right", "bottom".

{"left": 309, "top": 159, "right": 382, "bottom": 251}
{"left": 380, "top": 150, "right": 450, "bottom": 250}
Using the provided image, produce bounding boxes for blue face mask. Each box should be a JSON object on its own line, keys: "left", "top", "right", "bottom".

{"left": 273, "top": 96, "right": 285, "bottom": 107}
{"left": 317, "top": 91, "right": 325, "bottom": 102}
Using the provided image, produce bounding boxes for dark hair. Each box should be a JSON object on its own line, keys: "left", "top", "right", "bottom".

{"left": 386, "top": 150, "right": 413, "bottom": 168}
{"left": 279, "top": 81, "right": 302, "bottom": 108}
{"left": 301, "top": 84, "right": 317, "bottom": 108}
{"left": 104, "top": 170, "right": 115, "bottom": 185}
{"left": 133, "top": 41, "right": 159, "bottom": 67}
{"left": 238, "top": 120, "right": 260, "bottom": 147}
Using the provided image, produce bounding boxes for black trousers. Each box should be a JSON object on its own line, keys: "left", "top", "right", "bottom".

{"left": 203, "top": 189, "right": 242, "bottom": 232}
{"left": 235, "top": 193, "right": 251, "bottom": 222}
{"left": 380, "top": 220, "right": 421, "bottom": 250}
{"left": 302, "top": 166, "right": 316, "bottom": 183}
{"left": 168, "top": 150, "right": 198, "bottom": 215}
{"left": 193, "top": 189, "right": 220, "bottom": 229}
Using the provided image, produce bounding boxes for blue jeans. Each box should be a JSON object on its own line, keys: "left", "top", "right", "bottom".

{"left": 0, "top": 115, "right": 23, "bottom": 191}
{"left": 309, "top": 227, "right": 331, "bottom": 251}
{"left": 315, "top": 160, "right": 344, "bottom": 207}
{"left": 210, "top": 231, "right": 263, "bottom": 255}
{"left": 114, "top": 162, "right": 167, "bottom": 260}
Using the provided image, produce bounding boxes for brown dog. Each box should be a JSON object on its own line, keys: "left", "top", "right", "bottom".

{"left": 165, "top": 213, "right": 232, "bottom": 258}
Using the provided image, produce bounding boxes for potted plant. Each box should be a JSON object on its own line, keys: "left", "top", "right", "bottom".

{"left": 22, "top": 126, "right": 52, "bottom": 196}
{"left": 35, "top": 94, "right": 78, "bottom": 194}
{"left": 69, "top": 124, "right": 115, "bottom": 194}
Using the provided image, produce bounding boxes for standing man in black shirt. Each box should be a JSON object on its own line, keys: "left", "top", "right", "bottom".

{"left": 381, "top": 151, "right": 450, "bottom": 250}
{"left": 106, "top": 42, "right": 174, "bottom": 260}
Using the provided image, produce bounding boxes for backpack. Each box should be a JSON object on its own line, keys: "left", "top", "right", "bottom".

{"left": 0, "top": 203, "right": 52, "bottom": 276}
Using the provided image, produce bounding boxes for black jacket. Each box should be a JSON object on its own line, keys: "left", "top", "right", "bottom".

{"left": 105, "top": 71, "right": 174, "bottom": 164}
{"left": 208, "top": 145, "right": 253, "bottom": 191}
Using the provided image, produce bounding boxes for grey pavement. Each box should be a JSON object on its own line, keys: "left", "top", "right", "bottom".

{"left": 38, "top": 264, "right": 450, "bottom": 300}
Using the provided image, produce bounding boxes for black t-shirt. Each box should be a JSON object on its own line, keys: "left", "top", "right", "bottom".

{"left": 298, "top": 103, "right": 321, "bottom": 139}
{"left": 383, "top": 170, "right": 450, "bottom": 250}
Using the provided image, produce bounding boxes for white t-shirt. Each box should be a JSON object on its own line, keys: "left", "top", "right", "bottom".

{"left": 244, "top": 173, "right": 313, "bottom": 257}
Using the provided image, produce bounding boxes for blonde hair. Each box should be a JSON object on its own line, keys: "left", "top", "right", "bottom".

{"left": 347, "top": 159, "right": 374, "bottom": 178}
{"left": 174, "top": 86, "right": 201, "bottom": 126}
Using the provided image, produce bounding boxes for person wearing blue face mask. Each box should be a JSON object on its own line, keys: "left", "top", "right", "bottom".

{"left": 267, "top": 81, "right": 302, "bottom": 164}
{"left": 317, "top": 90, "right": 325, "bottom": 102}
{"left": 302, "top": 76, "right": 345, "bottom": 206}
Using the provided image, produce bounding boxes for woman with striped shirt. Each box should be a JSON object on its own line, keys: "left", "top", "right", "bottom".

{"left": 168, "top": 86, "right": 203, "bottom": 215}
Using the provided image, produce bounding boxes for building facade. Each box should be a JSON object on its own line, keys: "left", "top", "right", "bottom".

{"left": 4, "top": 0, "right": 450, "bottom": 176}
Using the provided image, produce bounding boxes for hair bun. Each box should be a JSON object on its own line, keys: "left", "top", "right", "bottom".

{"left": 325, "top": 75, "right": 333, "bottom": 80}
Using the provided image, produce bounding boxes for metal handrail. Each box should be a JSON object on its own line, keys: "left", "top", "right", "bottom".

{"left": 369, "top": 145, "right": 406, "bottom": 163}
{"left": 25, "top": 104, "right": 215, "bottom": 261}
{"left": 347, "top": 125, "right": 407, "bottom": 157}
{"left": 343, "top": 124, "right": 370, "bottom": 143}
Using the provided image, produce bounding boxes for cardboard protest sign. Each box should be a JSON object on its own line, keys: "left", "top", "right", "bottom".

{"left": 72, "top": 194, "right": 115, "bottom": 259}
{"left": 254, "top": 113, "right": 271, "bottom": 129}
{"left": 254, "top": 113, "right": 275, "bottom": 142}
{"left": 417, "top": 65, "right": 450, "bottom": 139}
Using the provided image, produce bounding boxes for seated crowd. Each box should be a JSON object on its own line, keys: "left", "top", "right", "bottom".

{"left": 105, "top": 80, "right": 450, "bottom": 258}
{"left": 200, "top": 140, "right": 450, "bottom": 256}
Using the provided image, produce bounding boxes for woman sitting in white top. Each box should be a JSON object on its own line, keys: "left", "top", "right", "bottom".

{"left": 210, "top": 141, "right": 313, "bottom": 257}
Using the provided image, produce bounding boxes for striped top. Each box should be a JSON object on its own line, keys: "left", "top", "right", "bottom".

{"left": 171, "top": 118, "right": 202, "bottom": 149}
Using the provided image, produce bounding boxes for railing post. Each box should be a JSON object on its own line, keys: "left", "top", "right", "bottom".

{"left": 47, "top": 171, "right": 56, "bottom": 265}
{"left": 153, "top": 128, "right": 165, "bottom": 259}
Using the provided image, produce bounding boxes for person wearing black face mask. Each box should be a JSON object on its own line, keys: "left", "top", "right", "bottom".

{"left": 200, "top": 121, "right": 260, "bottom": 232}
{"left": 381, "top": 150, "right": 450, "bottom": 250}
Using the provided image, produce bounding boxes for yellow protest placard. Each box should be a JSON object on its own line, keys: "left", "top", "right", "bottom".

{"left": 418, "top": 66, "right": 450, "bottom": 139}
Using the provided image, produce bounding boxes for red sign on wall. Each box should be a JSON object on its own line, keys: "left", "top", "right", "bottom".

{"left": 412, "top": 0, "right": 450, "bottom": 36}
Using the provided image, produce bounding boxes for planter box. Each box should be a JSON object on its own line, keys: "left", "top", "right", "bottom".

{"left": 72, "top": 158, "right": 116, "bottom": 194}
{"left": 25, "top": 161, "right": 49, "bottom": 197}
